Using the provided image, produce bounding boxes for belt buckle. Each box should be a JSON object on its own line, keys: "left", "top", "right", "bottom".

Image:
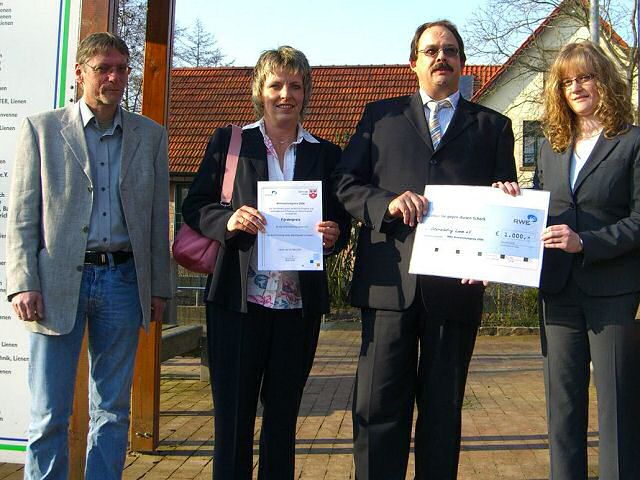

{"left": 100, "top": 253, "right": 107, "bottom": 265}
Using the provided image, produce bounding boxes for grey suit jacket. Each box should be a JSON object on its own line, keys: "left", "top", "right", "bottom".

{"left": 6, "top": 102, "right": 171, "bottom": 335}
{"left": 535, "top": 126, "right": 640, "bottom": 296}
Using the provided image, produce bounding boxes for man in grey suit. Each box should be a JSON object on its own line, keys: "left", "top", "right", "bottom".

{"left": 334, "top": 20, "right": 516, "bottom": 479}
{"left": 6, "top": 32, "right": 170, "bottom": 479}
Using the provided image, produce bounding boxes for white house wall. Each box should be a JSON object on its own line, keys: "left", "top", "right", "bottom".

{"left": 477, "top": 11, "right": 637, "bottom": 186}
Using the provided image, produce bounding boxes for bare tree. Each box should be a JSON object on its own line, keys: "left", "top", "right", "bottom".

{"left": 464, "top": 0, "right": 637, "bottom": 107}
{"left": 173, "top": 18, "right": 228, "bottom": 67}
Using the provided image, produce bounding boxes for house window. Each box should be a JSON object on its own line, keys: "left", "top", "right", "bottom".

{"left": 174, "top": 182, "right": 191, "bottom": 233}
{"left": 523, "top": 121, "right": 544, "bottom": 167}
{"left": 459, "top": 75, "right": 475, "bottom": 99}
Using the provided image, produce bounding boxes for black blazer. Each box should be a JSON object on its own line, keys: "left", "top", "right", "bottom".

{"left": 182, "top": 126, "right": 350, "bottom": 316}
{"left": 535, "top": 126, "right": 640, "bottom": 296}
{"left": 333, "top": 93, "right": 516, "bottom": 311}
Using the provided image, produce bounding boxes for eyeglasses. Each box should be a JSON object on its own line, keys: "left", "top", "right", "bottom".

{"left": 83, "top": 63, "right": 131, "bottom": 76}
{"left": 417, "top": 46, "right": 460, "bottom": 58}
{"left": 559, "top": 73, "right": 595, "bottom": 89}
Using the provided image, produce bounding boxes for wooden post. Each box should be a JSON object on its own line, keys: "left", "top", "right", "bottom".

{"left": 140, "top": 0, "right": 175, "bottom": 125}
{"left": 129, "top": 0, "right": 175, "bottom": 452}
{"left": 79, "top": 0, "right": 116, "bottom": 41}
{"left": 68, "top": 331, "right": 90, "bottom": 480}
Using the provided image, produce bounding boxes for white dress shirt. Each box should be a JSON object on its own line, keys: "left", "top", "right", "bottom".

{"left": 419, "top": 90, "right": 461, "bottom": 139}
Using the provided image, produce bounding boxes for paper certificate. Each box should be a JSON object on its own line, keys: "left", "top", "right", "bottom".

{"left": 257, "top": 181, "right": 324, "bottom": 271}
{"left": 409, "top": 185, "right": 550, "bottom": 287}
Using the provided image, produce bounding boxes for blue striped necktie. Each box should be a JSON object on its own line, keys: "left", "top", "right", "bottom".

{"left": 427, "top": 99, "right": 452, "bottom": 149}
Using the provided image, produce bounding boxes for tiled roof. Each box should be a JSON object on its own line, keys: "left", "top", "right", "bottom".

{"left": 169, "top": 64, "right": 500, "bottom": 174}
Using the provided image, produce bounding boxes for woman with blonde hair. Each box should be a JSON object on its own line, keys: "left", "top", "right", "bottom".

{"left": 182, "top": 46, "right": 349, "bottom": 479}
{"left": 535, "top": 41, "right": 640, "bottom": 479}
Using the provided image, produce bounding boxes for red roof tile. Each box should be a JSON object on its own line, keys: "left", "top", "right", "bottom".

{"left": 169, "top": 64, "right": 500, "bottom": 174}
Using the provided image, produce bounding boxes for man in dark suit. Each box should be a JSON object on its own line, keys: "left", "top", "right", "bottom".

{"left": 333, "top": 20, "right": 516, "bottom": 479}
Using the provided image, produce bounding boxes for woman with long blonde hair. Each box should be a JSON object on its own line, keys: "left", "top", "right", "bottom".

{"left": 536, "top": 41, "right": 640, "bottom": 479}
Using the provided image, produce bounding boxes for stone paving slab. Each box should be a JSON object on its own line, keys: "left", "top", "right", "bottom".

{"left": 0, "top": 325, "right": 600, "bottom": 479}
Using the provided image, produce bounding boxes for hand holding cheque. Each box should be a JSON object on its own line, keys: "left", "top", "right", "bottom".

{"left": 387, "top": 190, "right": 430, "bottom": 227}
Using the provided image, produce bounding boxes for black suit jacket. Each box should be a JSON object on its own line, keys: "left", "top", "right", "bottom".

{"left": 334, "top": 93, "right": 516, "bottom": 311}
{"left": 182, "top": 126, "right": 350, "bottom": 316}
{"left": 535, "top": 126, "right": 640, "bottom": 296}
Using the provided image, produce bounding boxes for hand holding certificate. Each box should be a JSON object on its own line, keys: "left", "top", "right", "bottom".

{"left": 257, "top": 181, "right": 324, "bottom": 271}
{"left": 409, "top": 185, "right": 550, "bottom": 287}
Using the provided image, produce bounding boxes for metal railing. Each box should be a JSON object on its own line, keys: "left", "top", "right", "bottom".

{"left": 175, "top": 285, "right": 206, "bottom": 307}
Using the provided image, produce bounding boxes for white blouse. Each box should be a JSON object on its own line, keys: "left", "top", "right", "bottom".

{"left": 570, "top": 133, "right": 601, "bottom": 191}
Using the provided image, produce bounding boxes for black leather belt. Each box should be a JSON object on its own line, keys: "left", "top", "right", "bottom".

{"left": 84, "top": 251, "right": 133, "bottom": 266}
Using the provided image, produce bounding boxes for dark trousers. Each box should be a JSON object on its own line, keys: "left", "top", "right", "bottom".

{"left": 206, "top": 302, "right": 321, "bottom": 480}
{"left": 540, "top": 278, "right": 640, "bottom": 480}
{"left": 353, "top": 277, "right": 483, "bottom": 480}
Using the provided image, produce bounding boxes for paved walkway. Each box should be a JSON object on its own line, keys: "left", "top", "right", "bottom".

{"left": 0, "top": 324, "right": 600, "bottom": 479}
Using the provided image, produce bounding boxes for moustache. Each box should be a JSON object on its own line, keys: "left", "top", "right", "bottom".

{"left": 430, "top": 63, "right": 453, "bottom": 73}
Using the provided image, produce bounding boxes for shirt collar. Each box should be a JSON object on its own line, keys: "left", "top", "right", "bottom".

{"left": 243, "top": 118, "right": 320, "bottom": 144}
{"left": 419, "top": 90, "right": 460, "bottom": 110}
{"left": 78, "top": 97, "right": 122, "bottom": 131}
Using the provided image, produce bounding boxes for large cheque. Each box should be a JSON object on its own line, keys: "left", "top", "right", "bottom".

{"left": 409, "top": 185, "right": 550, "bottom": 287}
{"left": 257, "top": 180, "right": 324, "bottom": 271}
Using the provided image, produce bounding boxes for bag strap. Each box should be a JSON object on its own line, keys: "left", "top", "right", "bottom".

{"left": 220, "top": 124, "right": 242, "bottom": 204}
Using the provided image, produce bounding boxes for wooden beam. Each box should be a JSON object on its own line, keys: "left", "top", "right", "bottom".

{"left": 129, "top": 318, "right": 162, "bottom": 452}
{"left": 68, "top": 331, "right": 89, "bottom": 480}
{"left": 129, "top": 0, "right": 175, "bottom": 452}
{"left": 79, "top": 0, "right": 116, "bottom": 41}
{"left": 140, "top": 0, "right": 175, "bottom": 124}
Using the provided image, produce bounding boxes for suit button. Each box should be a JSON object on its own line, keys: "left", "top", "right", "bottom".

{"left": 82, "top": 225, "right": 89, "bottom": 233}
{"left": 430, "top": 159, "right": 438, "bottom": 165}
{"left": 569, "top": 203, "right": 575, "bottom": 209}
{"left": 76, "top": 265, "right": 83, "bottom": 272}
{"left": 88, "top": 186, "right": 93, "bottom": 193}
